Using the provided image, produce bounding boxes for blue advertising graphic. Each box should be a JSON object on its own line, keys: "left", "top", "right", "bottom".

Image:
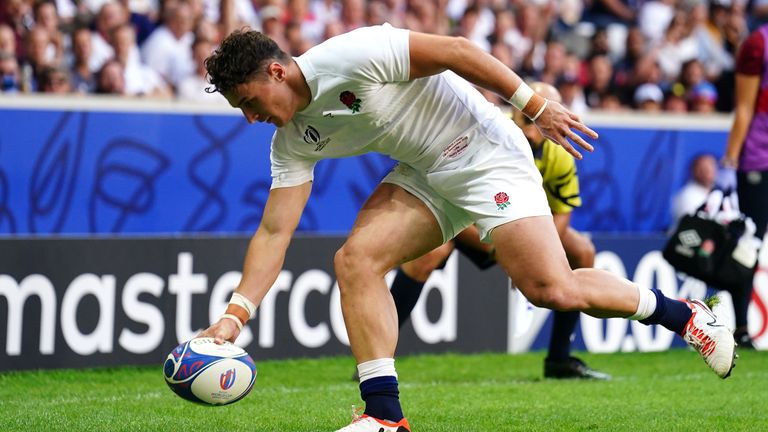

{"left": 0, "top": 106, "right": 728, "bottom": 235}
{"left": 572, "top": 126, "right": 728, "bottom": 233}
{"left": 0, "top": 109, "right": 394, "bottom": 235}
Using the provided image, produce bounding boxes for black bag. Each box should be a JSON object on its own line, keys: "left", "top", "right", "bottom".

{"left": 663, "top": 211, "right": 755, "bottom": 290}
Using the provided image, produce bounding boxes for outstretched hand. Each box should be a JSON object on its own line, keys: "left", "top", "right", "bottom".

{"left": 533, "top": 100, "right": 598, "bottom": 160}
{"left": 197, "top": 318, "right": 241, "bottom": 345}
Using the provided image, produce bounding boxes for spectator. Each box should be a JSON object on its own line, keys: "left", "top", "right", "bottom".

{"left": 310, "top": 0, "right": 342, "bottom": 30}
{"left": 614, "top": 25, "right": 648, "bottom": 91}
{"left": 285, "top": 21, "right": 312, "bottom": 55}
{"left": 321, "top": 19, "right": 344, "bottom": 40}
{"left": 286, "top": 0, "right": 325, "bottom": 44}
{"left": 2, "top": 0, "right": 33, "bottom": 61}
{"left": 178, "top": 37, "right": 227, "bottom": 103}
{"left": 339, "top": 0, "right": 366, "bottom": 32}
{"left": 404, "top": 0, "right": 447, "bottom": 35}
{"left": 517, "top": 2, "right": 547, "bottom": 73}
{"left": 111, "top": 24, "right": 171, "bottom": 97}
{"left": 454, "top": 6, "right": 490, "bottom": 52}
{"left": 90, "top": 2, "right": 129, "bottom": 71}
{"left": 486, "top": 8, "right": 525, "bottom": 60}
{"left": 95, "top": 58, "right": 125, "bottom": 94}
{"left": 38, "top": 64, "right": 71, "bottom": 93}
{"left": 141, "top": 1, "right": 195, "bottom": 87}
{"left": 194, "top": 18, "right": 220, "bottom": 44}
{"left": 22, "top": 26, "right": 55, "bottom": 92}
{"left": 679, "top": 58, "right": 707, "bottom": 92}
{"left": 664, "top": 91, "right": 689, "bottom": 112}
{"left": 656, "top": 11, "right": 699, "bottom": 82}
{"left": 536, "top": 39, "right": 567, "bottom": 85}
{"left": 583, "top": 53, "right": 617, "bottom": 108}
{"left": 365, "top": 0, "right": 389, "bottom": 27}
{"left": 0, "top": 23, "right": 16, "bottom": 55}
{"left": 638, "top": 0, "right": 675, "bottom": 45}
{"left": 687, "top": 80, "right": 718, "bottom": 113}
{"left": 688, "top": 0, "right": 734, "bottom": 82}
{"left": 33, "top": 0, "right": 65, "bottom": 65}
{"left": 260, "top": 5, "right": 289, "bottom": 50}
{"left": 70, "top": 27, "right": 96, "bottom": 93}
{"left": 116, "top": 0, "right": 156, "bottom": 45}
{"left": 633, "top": 82, "right": 664, "bottom": 112}
{"left": 671, "top": 153, "right": 717, "bottom": 222}
{"left": 716, "top": 2, "right": 748, "bottom": 112}
{"left": 53, "top": 0, "right": 77, "bottom": 24}
{"left": 0, "top": 49, "right": 20, "bottom": 93}
{"left": 582, "top": 0, "right": 637, "bottom": 28}
{"left": 556, "top": 73, "right": 588, "bottom": 115}
{"left": 201, "top": 0, "right": 258, "bottom": 35}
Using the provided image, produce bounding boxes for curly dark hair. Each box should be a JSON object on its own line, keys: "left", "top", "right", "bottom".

{"left": 205, "top": 29, "right": 289, "bottom": 94}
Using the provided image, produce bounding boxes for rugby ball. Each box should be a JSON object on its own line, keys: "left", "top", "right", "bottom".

{"left": 163, "top": 337, "right": 257, "bottom": 405}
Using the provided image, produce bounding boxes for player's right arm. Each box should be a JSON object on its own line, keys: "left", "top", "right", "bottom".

{"left": 407, "top": 31, "right": 597, "bottom": 159}
{"left": 200, "top": 181, "right": 312, "bottom": 343}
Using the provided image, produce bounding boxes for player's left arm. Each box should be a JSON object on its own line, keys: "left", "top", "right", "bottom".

{"left": 407, "top": 31, "right": 597, "bottom": 159}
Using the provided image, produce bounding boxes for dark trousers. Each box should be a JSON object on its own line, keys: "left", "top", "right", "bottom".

{"left": 733, "top": 169, "right": 768, "bottom": 329}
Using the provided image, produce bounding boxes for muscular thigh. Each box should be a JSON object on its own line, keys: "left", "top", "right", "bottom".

{"left": 343, "top": 183, "right": 445, "bottom": 274}
{"left": 491, "top": 215, "right": 573, "bottom": 293}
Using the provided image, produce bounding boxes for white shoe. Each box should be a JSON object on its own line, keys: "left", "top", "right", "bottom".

{"left": 682, "top": 299, "right": 737, "bottom": 379}
{"left": 335, "top": 406, "right": 410, "bottom": 432}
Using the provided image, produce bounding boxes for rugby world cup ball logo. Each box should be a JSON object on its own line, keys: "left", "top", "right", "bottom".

{"left": 220, "top": 368, "right": 237, "bottom": 390}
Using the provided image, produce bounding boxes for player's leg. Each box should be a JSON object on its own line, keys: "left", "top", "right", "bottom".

{"left": 333, "top": 182, "right": 443, "bottom": 427}
{"left": 544, "top": 228, "right": 609, "bottom": 379}
{"left": 392, "top": 242, "right": 455, "bottom": 327}
{"left": 349, "top": 241, "right": 455, "bottom": 382}
{"left": 452, "top": 225, "right": 497, "bottom": 269}
{"left": 391, "top": 224, "right": 488, "bottom": 329}
{"left": 490, "top": 215, "right": 736, "bottom": 378}
{"left": 733, "top": 169, "right": 768, "bottom": 348}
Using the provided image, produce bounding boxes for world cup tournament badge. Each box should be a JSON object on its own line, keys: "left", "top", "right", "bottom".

{"left": 494, "top": 192, "right": 510, "bottom": 210}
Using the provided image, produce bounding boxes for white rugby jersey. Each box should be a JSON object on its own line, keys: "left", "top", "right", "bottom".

{"left": 270, "top": 24, "right": 511, "bottom": 188}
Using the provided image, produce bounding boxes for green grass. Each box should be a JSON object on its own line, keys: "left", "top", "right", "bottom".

{"left": 1, "top": 349, "right": 766, "bottom": 431}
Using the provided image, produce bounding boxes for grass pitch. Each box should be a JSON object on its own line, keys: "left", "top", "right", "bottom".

{"left": 1, "top": 349, "right": 766, "bottom": 431}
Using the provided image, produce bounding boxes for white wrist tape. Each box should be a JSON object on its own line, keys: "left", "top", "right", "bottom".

{"left": 508, "top": 82, "right": 534, "bottom": 111}
{"left": 220, "top": 313, "right": 244, "bottom": 330}
{"left": 531, "top": 99, "right": 548, "bottom": 121}
{"left": 230, "top": 292, "right": 257, "bottom": 318}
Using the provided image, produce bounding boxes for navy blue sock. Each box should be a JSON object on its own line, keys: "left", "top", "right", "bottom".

{"left": 390, "top": 269, "right": 426, "bottom": 328}
{"left": 548, "top": 311, "right": 579, "bottom": 361}
{"left": 639, "top": 288, "right": 692, "bottom": 334}
{"left": 360, "top": 376, "right": 403, "bottom": 422}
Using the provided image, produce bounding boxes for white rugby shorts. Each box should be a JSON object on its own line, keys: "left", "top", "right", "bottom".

{"left": 382, "top": 121, "right": 551, "bottom": 243}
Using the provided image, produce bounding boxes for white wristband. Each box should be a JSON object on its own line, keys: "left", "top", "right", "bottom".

{"left": 230, "top": 292, "right": 257, "bottom": 318}
{"left": 531, "top": 99, "right": 548, "bottom": 121}
{"left": 508, "top": 82, "right": 534, "bottom": 111}
{"left": 220, "top": 313, "right": 244, "bottom": 330}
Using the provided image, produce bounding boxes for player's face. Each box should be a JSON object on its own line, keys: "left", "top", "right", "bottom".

{"left": 224, "top": 65, "right": 295, "bottom": 127}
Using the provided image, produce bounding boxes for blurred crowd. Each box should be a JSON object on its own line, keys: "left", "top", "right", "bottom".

{"left": 0, "top": 0, "right": 762, "bottom": 112}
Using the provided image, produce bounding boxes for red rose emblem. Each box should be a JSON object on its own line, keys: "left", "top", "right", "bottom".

{"left": 494, "top": 192, "right": 509, "bottom": 204}
{"left": 339, "top": 91, "right": 357, "bottom": 107}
